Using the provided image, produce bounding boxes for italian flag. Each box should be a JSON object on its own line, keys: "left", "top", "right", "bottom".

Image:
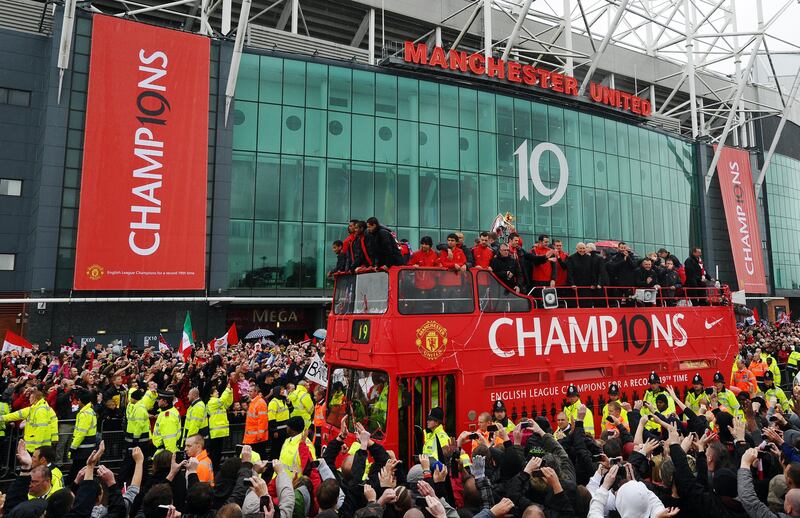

{"left": 211, "top": 323, "right": 238, "bottom": 352}
{"left": 180, "top": 311, "right": 193, "bottom": 360}
{"left": 2, "top": 331, "right": 32, "bottom": 354}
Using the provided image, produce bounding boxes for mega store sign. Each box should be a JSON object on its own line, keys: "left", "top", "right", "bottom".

{"left": 74, "top": 15, "right": 209, "bottom": 290}
{"left": 403, "top": 41, "right": 653, "bottom": 117}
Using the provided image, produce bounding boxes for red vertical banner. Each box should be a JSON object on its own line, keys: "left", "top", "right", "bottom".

{"left": 714, "top": 145, "right": 768, "bottom": 293}
{"left": 74, "top": 15, "right": 209, "bottom": 290}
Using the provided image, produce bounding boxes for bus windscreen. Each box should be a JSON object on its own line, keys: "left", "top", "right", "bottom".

{"left": 398, "top": 269, "right": 474, "bottom": 314}
{"left": 327, "top": 367, "right": 389, "bottom": 439}
{"left": 333, "top": 272, "right": 389, "bottom": 314}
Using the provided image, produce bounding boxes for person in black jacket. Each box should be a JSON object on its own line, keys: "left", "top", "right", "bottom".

{"left": 635, "top": 258, "right": 660, "bottom": 289}
{"left": 566, "top": 243, "right": 603, "bottom": 308}
{"left": 684, "top": 247, "right": 709, "bottom": 305}
{"left": 328, "top": 240, "right": 347, "bottom": 279}
{"left": 366, "top": 217, "right": 404, "bottom": 268}
{"left": 607, "top": 242, "right": 638, "bottom": 302}
{"left": 658, "top": 258, "right": 682, "bottom": 306}
{"left": 349, "top": 221, "right": 373, "bottom": 271}
{"left": 490, "top": 244, "right": 523, "bottom": 293}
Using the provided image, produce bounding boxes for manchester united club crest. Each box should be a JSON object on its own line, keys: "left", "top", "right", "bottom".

{"left": 86, "top": 264, "right": 104, "bottom": 281}
{"left": 415, "top": 320, "right": 448, "bottom": 360}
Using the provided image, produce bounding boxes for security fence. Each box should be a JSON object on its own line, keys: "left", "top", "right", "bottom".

{"left": 0, "top": 421, "right": 246, "bottom": 487}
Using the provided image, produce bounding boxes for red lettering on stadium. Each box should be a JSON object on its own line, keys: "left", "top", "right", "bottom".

{"left": 403, "top": 41, "right": 651, "bottom": 118}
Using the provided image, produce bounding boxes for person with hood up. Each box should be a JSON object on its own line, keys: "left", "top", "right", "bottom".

{"left": 588, "top": 464, "right": 680, "bottom": 518}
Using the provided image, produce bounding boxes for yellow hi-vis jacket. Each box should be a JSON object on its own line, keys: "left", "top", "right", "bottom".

{"left": 0, "top": 401, "right": 9, "bottom": 437}
{"left": 125, "top": 401, "right": 151, "bottom": 444}
{"left": 279, "top": 432, "right": 316, "bottom": 478}
{"left": 183, "top": 399, "right": 208, "bottom": 445}
{"left": 289, "top": 385, "right": 314, "bottom": 429}
{"left": 564, "top": 399, "right": 595, "bottom": 436}
{"left": 2, "top": 398, "right": 58, "bottom": 452}
{"left": 268, "top": 397, "right": 290, "bottom": 425}
{"left": 207, "top": 387, "right": 233, "bottom": 439}
{"left": 71, "top": 403, "right": 97, "bottom": 450}
{"left": 422, "top": 424, "right": 450, "bottom": 460}
{"left": 153, "top": 406, "right": 181, "bottom": 453}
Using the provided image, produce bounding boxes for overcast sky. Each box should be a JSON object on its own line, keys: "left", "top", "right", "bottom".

{"left": 735, "top": 2, "right": 799, "bottom": 51}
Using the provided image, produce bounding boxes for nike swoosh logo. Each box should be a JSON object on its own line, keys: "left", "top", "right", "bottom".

{"left": 704, "top": 317, "right": 724, "bottom": 329}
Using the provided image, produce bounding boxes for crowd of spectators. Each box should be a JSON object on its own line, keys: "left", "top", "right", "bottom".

{"left": 1, "top": 318, "right": 800, "bottom": 517}
{"left": 331, "top": 218, "right": 716, "bottom": 306}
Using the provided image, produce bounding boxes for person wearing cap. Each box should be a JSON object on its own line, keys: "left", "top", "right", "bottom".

{"left": 642, "top": 372, "right": 674, "bottom": 431}
{"left": 733, "top": 357, "right": 758, "bottom": 396}
{"left": 684, "top": 373, "right": 709, "bottom": 413}
{"left": 66, "top": 390, "right": 97, "bottom": 483}
{"left": 152, "top": 389, "right": 181, "bottom": 454}
{"left": 182, "top": 387, "right": 209, "bottom": 448}
{"left": 712, "top": 371, "right": 740, "bottom": 414}
{"left": 206, "top": 380, "right": 234, "bottom": 470}
{"left": 563, "top": 384, "right": 594, "bottom": 436}
{"left": 492, "top": 400, "right": 515, "bottom": 432}
{"left": 268, "top": 385, "right": 291, "bottom": 459}
{"left": 601, "top": 383, "right": 628, "bottom": 431}
{"left": 764, "top": 370, "right": 791, "bottom": 412}
{"left": 422, "top": 407, "right": 450, "bottom": 460}
{"left": 244, "top": 384, "right": 270, "bottom": 458}
{"left": 279, "top": 415, "right": 316, "bottom": 478}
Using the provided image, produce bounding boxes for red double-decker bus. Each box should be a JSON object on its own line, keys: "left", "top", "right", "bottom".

{"left": 323, "top": 268, "right": 737, "bottom": 462}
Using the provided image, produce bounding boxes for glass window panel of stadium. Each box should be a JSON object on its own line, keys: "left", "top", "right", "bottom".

{"left": 229, "top": 54, "right": 700, "bottom": 290}
{"left": 767, "top": 154, "right": 800, "bottom": 291}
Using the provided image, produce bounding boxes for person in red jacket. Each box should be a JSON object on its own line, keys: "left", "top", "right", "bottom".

{"left": 551, "top": 240, "right": 569, "bottom": 287}
{"left": 407, "top": 236, "right": 441, "bottom": 292}
{"left": 439, "top": 234, "right": 467, "bottom": 292}
{"left": 472, "top": 232, "right": 495, "bottom": 270}
{"left": 529, "top": 234, "right": 557, "bottom": 298}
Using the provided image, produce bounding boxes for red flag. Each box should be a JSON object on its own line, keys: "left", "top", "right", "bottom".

{"left": 2, "top": 331, "right": 32, "bottom": 354}
{"left": 753, "top": 308, "right": 760, "bottom": 323}
{"left": 211, "top": 323, "right": 238, "bottom": 351}
{"left": 304, "top": 333, "right": 310, "bottom": 342}
{"left": 158, "top": 334, "right": 171, "bottom": 353}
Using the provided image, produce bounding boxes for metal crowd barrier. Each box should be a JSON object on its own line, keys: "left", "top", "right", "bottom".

{"left": 0, "top": 420, "right": 247, "bottom": 488}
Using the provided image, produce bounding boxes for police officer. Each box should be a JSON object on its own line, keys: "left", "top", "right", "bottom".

{"left": 601, "top": 383, "right": 628, "bottom": 431}
{"left": 182, "top": 387, "right": 208, "bottom": 447}
{"left": 788, "top": 345, "right": 800, "bottom": 381}
{"left": 422, "top": 407, "right": 450, "bottom": 461}
{"left": 288, "top": 381, "right": 315, "bottom": 430}
{"left": 268, "top": 386, "right": 290, "bottom": 460}
{"left": 684, "top": 374, "right": 708, "bottom": 413}
{"left": 764, "top": 370, "right": 791, "bottom": 411}
{"left": 279, "top": 415, "right": 316, "bottom": 478}
{"left": 563, "top": 385, "right": 594, "bottom": 436}
{"left": 0, "top": 388, "right": 58, "bottom": 453}
{"left": 206, "top": 382, "right": 233, "bottom": 470}
{"left": 713, "top": 371, "right": 740, "bottom": 413}
{"left": 119, "top": 389, "right": 152, "bottom": 484}
{"left": 492, "top": 400, "right": 515, "bottom": 432}
{"left": 67, "top": 390, "right": 97, "bottom": 483}
{"left": 642, "top": 372, "right": 674, "bottom": 430}
{"left": 766, "top": 357, "right": 782, "bottom": 388}
{"left": 152, "top": 390, "right": 181, "bottom": 454}
{"left": 31, "top": 445, "right": 63, "bottom": 497}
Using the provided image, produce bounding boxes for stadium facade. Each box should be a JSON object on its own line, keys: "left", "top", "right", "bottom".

{"left": 0, "top": 0, "right": 799, "bottom": 345}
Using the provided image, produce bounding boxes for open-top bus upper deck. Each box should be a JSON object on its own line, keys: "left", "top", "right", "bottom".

{"left": 324, "top": 267, "right": 737, "bottom": 459}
